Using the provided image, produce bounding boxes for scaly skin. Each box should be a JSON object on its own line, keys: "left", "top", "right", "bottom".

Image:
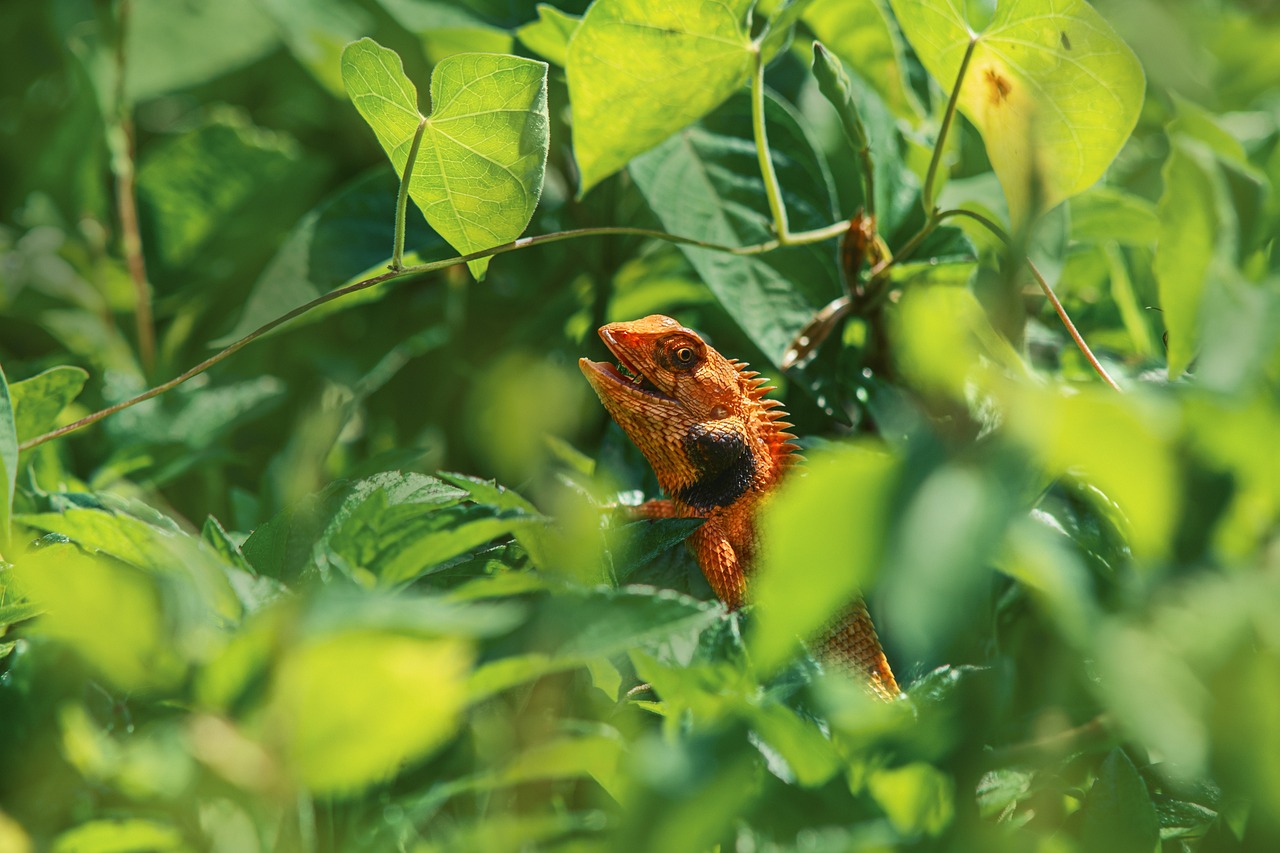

{"left": 580, "top": 315, "right": 900, "bottom": 699}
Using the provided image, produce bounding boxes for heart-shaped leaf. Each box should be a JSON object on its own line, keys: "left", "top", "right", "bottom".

{"left": 889, "top": 0, "right": 1144, "bottom": 225}
{"left": 566, "top": 0, "right": 756, "bottom": 196}
{"left": 342, "top": 39, "right": 549, "bottom": 279}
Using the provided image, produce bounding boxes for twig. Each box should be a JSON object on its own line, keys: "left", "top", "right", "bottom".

{"left": 112, "top": 0, "right": 155, "bottom": 372}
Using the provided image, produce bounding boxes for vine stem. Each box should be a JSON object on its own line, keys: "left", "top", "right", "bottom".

{"left": 938, "top": 208, "right": 1123, "bottom": 391}
{"left": 112, "top": 0, "right": 155, "bottom": 373}
{"left": 923, "top": 36, "right": 978, "bottom": 214}
{"left": 17, "top": 221, "right": 847, "bottom": 452}
{"left": 391, "top": 117, "right": 428, "bottom": 271}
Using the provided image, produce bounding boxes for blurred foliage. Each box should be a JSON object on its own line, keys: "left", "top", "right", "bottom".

{"left": 1, "top": 0, "right": 1278, "bottom": 851}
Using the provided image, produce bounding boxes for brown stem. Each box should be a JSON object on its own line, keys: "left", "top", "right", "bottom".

{"left": 938, "top": 208, "right": 1123, "bottom": 392}
{"left": 112, "top": 0, "right": 155, "bottom": 373}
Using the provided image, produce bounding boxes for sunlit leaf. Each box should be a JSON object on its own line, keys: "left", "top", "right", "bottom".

{"left": 868, "top": 762, "right": 955, "bottom": 837}
{"left": 53, "top": 818, "right": 185, "bottom": 853}
{"left": 751, "top": 443, "right": 898, "bottom": 675}
{"left": 341, "top": 38, "right": 549, "bottom": 279}
{"left": 889, "top": 0, "right": 1144, "bottom": 224}
{"left": 269, "top": 630, "right": 473, "bottom": 794}
{"left": 567, "top": 0, "right": 755, "bottom": 195}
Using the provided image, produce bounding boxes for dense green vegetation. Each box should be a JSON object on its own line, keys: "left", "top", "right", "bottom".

{"left": 1, "top": 0, "right": 1278, "bottom": 850}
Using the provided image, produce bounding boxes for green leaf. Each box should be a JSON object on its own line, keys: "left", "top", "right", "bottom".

{"left": 136, "top": 113, "right": 326, "bottom": 280}
{"left": 751, "top": 443, "right": 898, "bottom": 675}
{"left": 868, "top": 763, "right": 956, "bottom": 837}
{"left": 610, "top": 518, "right": 705, "bottom": 582}
{"left": 436, "top": 472, "right": 552, "bottom": 567}
{"left": 341, "top": 38, "right": 549, "bottom": 279}
{"left": 124, "top": 0, "right": 279, "bottom": 102}
{"left": 1069, "top": 187, "right": 1160, "bottom": 247}
{"left": 10, "top": 544, "right": 186, "bottom": 693}
{"left": 629, "top": 92, "right": 841, "bottom": 368}
{"left": 889, "top": 0, "right": 1144, "bottom": 224}
{"left": 270, "top": 630, "right": 473, "bottom": 794}
{"left": 0, "top": 364, "right": 17, "bottom": 555}
{"left": 516, "top": 4, "right": 581, "bottom": 66}
{"left": 804, "top": 0, "right": 924, "bottom": 120}
{"left": 9, "top": 366, "right": 89, "bottom": 445}
{"left": 1156, "top": 140, "right": 1221, "bottom": 378}
{"left": 257, "top": 0, "right": 372, "bottom": 94}
{"left": 469, "top": 586, "right": 724, "bottom": 698}
{"left": 1079, "top": 750, "right": 1160, "bottom": 853}
{"left": 379, "top": 0, "right": 515, "bottom": 63}
{"left": 566, "top": 0, "right": 755, "bottom": 195}
{"left": 53, "top": 818, "right": 185, "bottom": 853}
{"left": 215, "top": 169, "right": 449, "bottom": 346}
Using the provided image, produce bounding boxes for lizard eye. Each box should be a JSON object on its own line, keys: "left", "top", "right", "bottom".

{"left": 674, "top": 346, "right": 696, "bottom": 365}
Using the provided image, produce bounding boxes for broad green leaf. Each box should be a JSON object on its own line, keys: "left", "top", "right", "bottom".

{"left": 377, "top": 0, "right": 515, "bottom": 63}
{"left": 257, "top": 0, "right": 372, "bottom": 94}
{"left": 1155, "top": 140, "right": 1220, "bottom": 378}
{"left": 868, "top": 763, "right": 955, "bottom": 837}
{"left": 9, "top": 545, "right": 185, "bottom": 693}
{"left": 610, "top": 518, "right": 706, "bottom": 582}
{"left": 53, "top": 818, "right": 185, "bottom": 853}
{"left": 805, "top": 0, "right": 924, "bottom": 120}
{"left": 269, "top": 630, "right": 473, "bottom": 793}
{"left": 1009, "top": 387, "right": 1178, "bottom": 561}
{"left": 629, "top": 93, "right": 841, "bottom": 368}
{"left": 566, "top": 0, "right": 755, "bottom": 195}
{"left": 751, "top": 443, "right": 898, "bottom": 675}
{"left": 215, "top": 169, "right": 448, "bottom": 345}
{"left": 136, "top": 114, "right": 326, "bottom": 280}
{"left": 124, "top": 0, "right": 279, "bottom": 102}
{"left": 469, "top": 586, "right": 724, "bottom": 698}
{"left": 0, "top": 365, "right": 16, "bottom": 555}
{"left": 341, "top": 39, "right": 549, "bottom": 279}
{"left": 9, "top": 366, "right": 89, "bottom": 445}
{"left": 889, "top": 0, "right": 1144, "bottom": 224}
{"left": 516, "top": 4, "right": 581, "bottom": 66}
{"left": 1078, "top": 749, "right": 1160, "bottom": 853}
{"left": 437, "top": 472, "right": 552, "bottom": 567}
{"left": 749, "top": 704, "right": 841, "bottom": 787}
{"left": 1069, "top": 187, "right": 1160, "bottom": 247}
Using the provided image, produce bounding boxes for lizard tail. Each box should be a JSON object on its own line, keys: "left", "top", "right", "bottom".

{"left": 818, "top": 599, "right": 901, "bottom": 700}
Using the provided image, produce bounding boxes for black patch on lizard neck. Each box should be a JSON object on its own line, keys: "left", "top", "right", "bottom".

{"left": 675, "top": 422, "right": 756, "bottom": 511}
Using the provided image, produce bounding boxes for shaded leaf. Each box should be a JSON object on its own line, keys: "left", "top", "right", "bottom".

{"left": 9, "top": 366, "right": 89, "bottom": 446}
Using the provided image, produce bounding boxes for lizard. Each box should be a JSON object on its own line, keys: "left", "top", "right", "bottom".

{"left": 580, "top": 314, "right": 900, "bottom": 700}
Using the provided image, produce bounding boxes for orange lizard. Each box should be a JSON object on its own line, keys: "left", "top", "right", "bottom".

{"left": 580, "top": 315, "right": 900, "bottom": 699}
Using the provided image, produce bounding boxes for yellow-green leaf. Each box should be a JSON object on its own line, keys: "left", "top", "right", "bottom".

{"left": 341, "top": 39, "right": 549, "bottom": 279}
{"left": 889, "top": 0, "right": 1144, "bottom": 224}
{"left": 566, "top": 0, "right": 755, "bottom": 195}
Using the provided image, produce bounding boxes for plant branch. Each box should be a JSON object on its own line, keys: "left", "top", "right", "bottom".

{"left": 111, "top": 0, "right": 155, "bottom": 373}
{"left": 392, "top": 117, "right": 429, "bottom": 271}
{"left": 923, "top": 37, "right": 978, "bottom": 214}
{"left": 938, "top": 208, "right": 1123, "bottom": 391}
{"left": 18, "top": 221, "right": 852, "bottom": 451}
{"left": 751, "top": 49, "right": 793, "bottom": 244}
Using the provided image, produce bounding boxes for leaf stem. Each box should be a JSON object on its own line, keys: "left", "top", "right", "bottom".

{"left": 751, "top": 49, "right": 793, "bottom": 244}
{"left": 937, "top": 208, "right": 1123, "bottom": 391}
{"left": 923, "top": 36, "right": 978, "bottom": 214}
{"left": 17, "top": 222, "right": 847, "bottom": 451}
{"left": 392, "top": 117, "right": 429, "bottom": 272}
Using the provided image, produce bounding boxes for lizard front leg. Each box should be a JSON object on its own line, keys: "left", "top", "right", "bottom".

{"left": 689, "top": 524, "right": 748, "bottom": 609}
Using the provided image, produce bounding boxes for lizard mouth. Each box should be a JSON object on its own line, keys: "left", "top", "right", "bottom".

{"left": 580, "top": 331, "right": 676, "bottom": 402}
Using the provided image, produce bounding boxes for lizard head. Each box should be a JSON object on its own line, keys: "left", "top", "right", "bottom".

{"left": 579, "top": 315, "right": 796, "bottom": 511}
